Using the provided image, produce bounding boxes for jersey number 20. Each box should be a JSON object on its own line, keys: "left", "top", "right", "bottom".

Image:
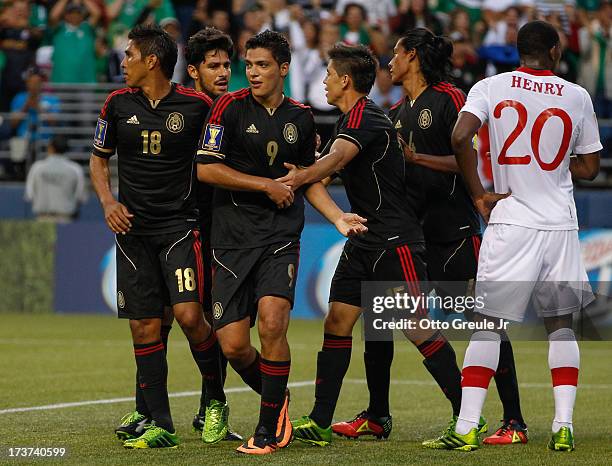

{"left": 494, "top": 100, "right": 572, "bottom": 171}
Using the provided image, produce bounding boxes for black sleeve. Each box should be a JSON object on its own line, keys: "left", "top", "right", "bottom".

{"left": 92, "top": 92, "right": 118, "bottom": 158}
{"left": 336, "top": 121, "right": 378, "bottom": 152}
{"left": 298, "top": 111, "right": 316, "bottom": 168}
{"left": 196, "top": 95, "right": 235, "bottom": 165}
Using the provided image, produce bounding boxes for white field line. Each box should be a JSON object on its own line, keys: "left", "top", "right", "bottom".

{"left": 1, "top": 378, "right": 611, "bottom": 415}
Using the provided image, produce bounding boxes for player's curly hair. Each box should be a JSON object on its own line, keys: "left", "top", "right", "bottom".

{"left": 245, "top": 30, "right": 291, "bottom": 66}
{"left": 185, "top": 27, "right": 234, "bottom": 66}
{"left": 328, "top": 43, "right": 378, "bottom": 94}
{"left": 128, "top": 24, "right": 177, "bottom": 80}
{"left": 398, "top": 28, "right": 453, "bottom": 86}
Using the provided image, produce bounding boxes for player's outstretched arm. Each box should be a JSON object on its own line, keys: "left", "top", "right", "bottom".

{"left": 453, "top": 111, "right": 509, "bottom": 222}
{"left": 570, "top": 153, "right": 600, "bottom": 181}
{"left": 89, "top": 154, "right": 133, "bottom": 234}
{"left": 277, "top": 138, "right": 360, "bottom": 191}
{"left": 197, "top": 163, "right": 294, "bottom": 209}
{"left": 305, "top": 182, "right": 367, "bottom": 237}
{"left": 398, "top": 133, "right": 460, "bottom": 173}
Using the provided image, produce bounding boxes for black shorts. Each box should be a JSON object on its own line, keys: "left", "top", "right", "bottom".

{"left": 211, "top": 241, "right": 299, "bottom": 330}
{"left": 115, "top": 229, "right": 203, "bottom": 319}
{"left": 329, "top": 241, "right": 428, "bottom": 308}
{"left": 426, "top": 234, "right": 481, "bottom": 300}
{"left": 200, "top": 217, "right": 213, "bottom": 315}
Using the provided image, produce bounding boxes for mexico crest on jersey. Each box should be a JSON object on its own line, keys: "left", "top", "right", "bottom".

{"left": 213, "top": 301, "right": 223, "bottom": 319}
{"left": 166, "top": 112, "right": 184, "bottom": 133}
{"left": 283, "top": 123, "right": 298, "bottom": 144}
{"left": 418, "top": 109, "right": 432, "bottom": 129}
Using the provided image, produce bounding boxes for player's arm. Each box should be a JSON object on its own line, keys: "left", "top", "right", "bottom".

{"left": 398, "top": 133, "right": 460, "bottom": 173}
{"left": 197, "top": 163, "right": 294, "bottom": 209}
{"left": 452, "top": 111, "right": 509, "bottom": 222}
{"left": 305, "top": 182, "right": 367, "bottom": 237}
{"left": 277, "top": 138, "right": 359, "bottom": 190}
{"left": 570, "top": 153, "right": 600, "bottom": 181}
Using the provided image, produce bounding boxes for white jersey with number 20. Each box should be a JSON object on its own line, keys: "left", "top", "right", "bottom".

{"left": 462, "top": 67, "right": 602, "bottom": 230}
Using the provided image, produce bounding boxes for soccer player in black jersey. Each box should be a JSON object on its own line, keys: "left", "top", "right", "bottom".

{"left": 183, "top": 26, "right": 242, "bottom": 442}
{"left": 276, "top": 43, "right": 463, "bottom": 446}
{"left": 386, "top": 28, "right": 527, "bottom": 447}
{"left": 196, "top": 30, "right": 365, "bottom": 455}
{"left": 89, "top": 24, "right": 228, "bottom": 448}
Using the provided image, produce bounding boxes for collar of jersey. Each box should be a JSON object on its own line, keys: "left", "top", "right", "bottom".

{"left": 516, "top": 67, "right": 555, "bottom": 76}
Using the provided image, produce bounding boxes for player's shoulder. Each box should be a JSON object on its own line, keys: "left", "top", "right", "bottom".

{"left": 100, "top": 87, "right": 138, "bottom": 117}
{"left": 389, "top": 97, "right": 405, "bottom": 113}
{"left": 431, "top": 81, "right": 466, "bottom": 110}
{"left": 285, "top": 97, "right": 314, "bottom": 123}
{"left": 174, "top": 84, "right": 213, "bottom": 106}
{"left": 208, "top": 88, "right": 251, "bottom": 123}
{"left": 345, "top": 97, "right": 389, "bottom": 129}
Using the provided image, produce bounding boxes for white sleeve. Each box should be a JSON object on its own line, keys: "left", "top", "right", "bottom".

{"left": 461, "top": 79, "right": 490, "bottom": 125}
{"left": 574, "top": 91, "right": 603, "bottom": 154}
{"left": 24, "top": 162, "right": 39, "bottom": 201}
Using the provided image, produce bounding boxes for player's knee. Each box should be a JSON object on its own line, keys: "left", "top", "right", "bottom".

{"left": 258, "top": 315, "right": 288, "bottom": 342}
{"left": 323, "top": 311, "right": 349, "bottom": 335}
{"left": 176, "top": 310, "right": 205, "bottom": 333}
{"left": 221, "top": 340, "right": 251, "bottom": 363}
{"left": 129, "top": 319, "right": 159, "bottom": 343}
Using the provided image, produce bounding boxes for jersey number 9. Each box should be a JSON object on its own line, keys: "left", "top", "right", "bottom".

{"left": 141, "top": 130, "right": 162, "bottom": 155}
{"left": 266, "top": 140, "right": 278, "bottom": 166}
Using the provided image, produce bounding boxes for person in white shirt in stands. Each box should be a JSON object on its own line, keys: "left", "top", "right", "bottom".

{"left": 25, "top": 134, "right": 87, "bottom": 222}
{"left": 437, "top": 20, "right": 601, "bottom": 452}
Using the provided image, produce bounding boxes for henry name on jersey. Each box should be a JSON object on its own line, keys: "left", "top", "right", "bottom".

{"left": 511, "top": 75, "right": 564, "bottom": 96}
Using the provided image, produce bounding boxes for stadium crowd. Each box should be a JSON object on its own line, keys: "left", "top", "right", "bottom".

{"left": 0, "top": 0, "right": 609, "bottom": 114}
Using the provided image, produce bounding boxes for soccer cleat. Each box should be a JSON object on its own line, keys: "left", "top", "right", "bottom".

{"left": 115, "top": 411, "right": 149, "bottom": 441}
{"left": 123, "top": 424, "right": 180, "bottom": 449}
{"left": 422, "top": 415, "right": 487, "bottom": 449}
{"left": 547, "top": 426, "right": 575, "bottom": 452}
{"left": 275, "top": 389, "right": 293, "bottom": 448}
{"left": 193, "top": 411, "right": 243, "bottom": 441}
{"left": 236, "top": 426, "right": 278, "bottom": 455}
{"left": 292, "top": 416, "right": 332, "bottom": 446}
{"left": 202, "top": 399, "right": 229, "bottom": 444}
{"left": 483, "top": 419, "right": 528, "bottom": 445}
{"left": 332, "top": 410, "right": 392, "bottom": 440}
{"left": 430, "top": 427, "right": 480, "bottom": 451}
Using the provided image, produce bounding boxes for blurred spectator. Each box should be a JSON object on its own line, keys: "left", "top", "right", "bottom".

{"left": 369, "top": 62, "right": 403, "bottom": 112}
{"left": 397, "top": 0, "right": 444, "bottom": 35}
{"left": 10, "top": 66, "right": 60, "bottom": 174}
{"left": 480, "top": 6, "right": 521, "bottom": 74}
{"left": 25, "top": 134, "right": 87, "bottom": 222}
{"left": 449, "top": 7, "right": 486, "bottom": 46}
{"left": 449, "top": 32, "right": 486, "bottom": 91}
{"left": 106, "top": 0, "right": 176, "bottom": 40}
{"left": 335, "top": 0, "right": 398, "bottom": 32}
{"left": 242, "top": 3, "right": 271, "bottom": 34}
{"left": 161, "top": 17, "right": 186, "bottom": 83}
{"left": 228, "top": 28, "right": 254, "bottom": 91}
{"left": 339, "top": 3, "right": 371, "bottom": 45}
{"left": 0, "top": 0, "right": 42, "bottom": 111}
{"left": 49, "top": 1, "right": 100, "bottom": 83}
{"left": 289, "top": 6, "right": 320, "bottom": 101}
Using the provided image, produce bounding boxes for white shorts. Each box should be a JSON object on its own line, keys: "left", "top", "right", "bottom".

{"left": 475, "top": 224, "right": 593, "bottom": 322}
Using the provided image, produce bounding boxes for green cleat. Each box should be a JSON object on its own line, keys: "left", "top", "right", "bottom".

{"left": 428, "top": 426, "right": 480, "bottom": 451}
{"left": 422, "top": 415, "right": 487, "bottom": 449}
{"left": 123, "top": 424, "right": 180, "bottom": 449}
{"left": 115, "top": 411, "right": 149, "bottom": 441}
{"left": 202, "top": 399, "right": 229, "bottom": 444}
{"left": 548, "top": 426, "right": 575, "bottom": 452}
{"left": 292, "top": 416, "right": 332, "bottom": 446}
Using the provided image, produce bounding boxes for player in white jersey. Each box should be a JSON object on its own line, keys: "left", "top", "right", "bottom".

{"left": 435, "top": 21, "right": 602, "bottom": 452}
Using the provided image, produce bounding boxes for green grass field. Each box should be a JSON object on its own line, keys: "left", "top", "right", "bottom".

{"left": 1, "top": 313, "right": 611, "bottom": 465}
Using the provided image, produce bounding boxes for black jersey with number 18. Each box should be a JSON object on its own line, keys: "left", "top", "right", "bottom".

{"left": 92, "top": 84, "right": 212, "bottom": 235}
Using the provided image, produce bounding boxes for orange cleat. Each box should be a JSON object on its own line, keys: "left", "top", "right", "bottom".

{"left": 275, "top": 389, "right": 293, "bottom": 448}
{"left": 332, "top": 410, "right": 392, "bottom": 440}
{"left": 483, "top": 420, "right": 528, "bottom": 445}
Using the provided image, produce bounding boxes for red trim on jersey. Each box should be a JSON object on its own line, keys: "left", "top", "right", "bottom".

{"left": 210, "top": 88, "right": 249, "bottom": 125}
{"left": 432, "top": 82, "right": 465, "bottom": 112}
{"left": 347, "top": 99, "right": 366, "bottom": 129}
{"left": 175, "top": 85, "right": 213, "bottom": 106}
{"left": 516, "top": 67, "right": 555, "bottom": 76}
{"left": 100, "top": 87, "right": 135, "bottom": 118}
{"left": 461, "top": 365, "right": 496, "bottom": 388}
{"left": 472, "top": 235, "right": 481, "bottom": 261}
{"left": 551, "top": 367, "right": 579, "bottom": 387}
{"left": 390, "top": 97, "right": 405, "bottom": 111}
{"left": 287, "top": 97, "right": 310, "bottom": 109}
{"left": 192, "top": 230, "right": 204, "bottom": 303}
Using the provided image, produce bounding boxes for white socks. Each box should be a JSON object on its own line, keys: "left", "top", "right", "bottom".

{"left": 549, "top": 328, "right": 579, "bottom": 434}
{"left": 455, "top": 331, "right": 501, "bottom": 435}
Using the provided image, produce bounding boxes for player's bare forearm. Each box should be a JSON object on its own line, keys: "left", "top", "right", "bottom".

{"left": 412, "top": 153, "right": 460, "bottom": 173}
{"left": 89, "top": 155, "right": 115, "bottom": 206}
{"left": 570, "top": 153, "right": 600, "bottom": 181}
{"left": 452, "top": 112, "right": 486, "bottom": 200}
{"left": 305, "top": 182, "right": 343, "bottom": 224}
{"left": 197, "top": 163, "right": 270, "bottom": 193}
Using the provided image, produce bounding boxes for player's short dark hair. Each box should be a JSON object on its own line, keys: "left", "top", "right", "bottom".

{"left": 517, "top": 21, "right": 560, "bottom": 61}
{"left": 49, "top": 134, "right": 68, "bottom": 154}
{"left": 185, "top": 27, "right": 234, "bottom": 66}
{"left": 328, "top": 43, "right": 378, "bottom": 94}
{"left": 128, "top": 24, "right": 177, "bottom": 80}
{"left": 398, "top": 28, "right": 453, "bottom": 85}
{"left": 245, "top": 30, "right": 291, "bottom": 66}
